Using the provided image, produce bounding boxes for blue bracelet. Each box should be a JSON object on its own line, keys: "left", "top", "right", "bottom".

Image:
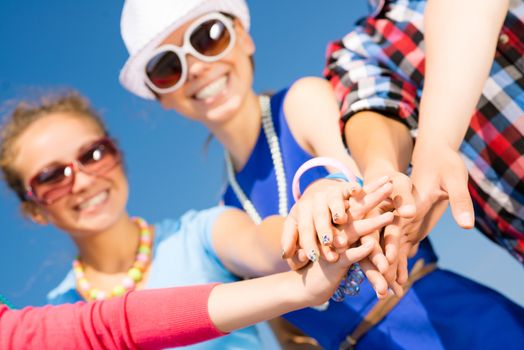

{"left": 325, "top": 172, "right": 364, "bottom": 186}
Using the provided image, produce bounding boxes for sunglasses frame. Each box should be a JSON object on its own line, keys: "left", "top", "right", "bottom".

{"left": 24, "top": 137, "right": 122, "bottom": 205}
{"left": 143, "top": 12, "right": 236, "bottom": 95}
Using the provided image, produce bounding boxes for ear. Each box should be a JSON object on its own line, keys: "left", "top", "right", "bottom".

{"left": 235, "top": 19, "right": 255, "bottom": 56}
{"left": 21, "top": 201, "right": 49, "bottom": 225}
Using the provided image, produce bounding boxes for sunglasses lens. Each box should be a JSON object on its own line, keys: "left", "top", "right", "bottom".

{"left": 191, "top": 18, "right": 231, "bottom": 57}
{"left": 146, "top": 50, "right": 183, "bottom": 89}
{"left": 78, "top": 139, "right": 120, "bottom": 175}
{"left": 30, "top": 166, "right": 74, "bottom": 204}
{"left": 28, "top": 139, "right": 120, "bottom": 205}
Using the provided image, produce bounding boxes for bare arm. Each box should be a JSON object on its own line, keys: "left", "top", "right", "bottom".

{"left": 0, "top": 242, "right": 372, "bottom": 349}
{"left": 410, "top": 0, "right": 509, "bottom": 229}
{"left": 418, "top": 0, "right": 508, "bottom": 150}
{"left": 212, "top": 209, "right": 288, "bottom": 278}
{"left": 284, "top": 76, "right": 361, "bottom": 177}
{"left": 209, "top": 242, "right": 372, "bottom": 332}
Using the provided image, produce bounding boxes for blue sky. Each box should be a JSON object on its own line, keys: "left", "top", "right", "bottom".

{"left": 0, "top": 0, "right": 522, "bottom": 308}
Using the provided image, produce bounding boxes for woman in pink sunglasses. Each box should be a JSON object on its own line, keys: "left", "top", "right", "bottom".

{"left": 0, "top": 91, "right": 394, "bottom": 349}
{"left": 118, "top": 0, "right": 524, "bottom": 349}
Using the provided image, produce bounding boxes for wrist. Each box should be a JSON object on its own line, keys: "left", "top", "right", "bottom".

{"left": 362, "top": 159, "right": 401, "bottom": 182}
{"left": 276, "top": 271, "right": 312, "bottom": 310}
{"left": 292, "top": 157, "right": 357, "bottom": 201}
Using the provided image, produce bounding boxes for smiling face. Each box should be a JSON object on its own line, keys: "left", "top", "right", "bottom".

{"left": 11, "top": 113, "right": 129, "bottom": 237}
{"left": 155, "top": 15, "right": 255, "bottom": 125}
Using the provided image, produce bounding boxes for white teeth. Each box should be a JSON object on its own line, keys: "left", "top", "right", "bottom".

{"left": 195, "top": 76, "right": 227, "bottom": 100}
{"left": 78, "top": 191, "right": 108, "bottom": 211}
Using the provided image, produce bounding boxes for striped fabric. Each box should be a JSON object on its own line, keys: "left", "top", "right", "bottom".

{"left": 325, "top": 0, "right": 524, "bottom": 263}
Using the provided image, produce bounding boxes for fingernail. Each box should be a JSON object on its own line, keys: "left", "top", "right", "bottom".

{"left": 280, "top": 249, "right": 285, "bottom": 259}
{"left": 321, "top": 234, "right": 331, "bottom": 245}
{"left": 332, "top": 213, "right": 340, "bottom": 221}
{"left": 307, "top": 249, "right": 318, "bottom": 262}
{"left": 459, "top": 213, "right": 474, "bottom": 227}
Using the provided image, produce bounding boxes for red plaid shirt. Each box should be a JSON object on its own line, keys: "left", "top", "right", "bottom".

{"left": 325, "top": 0, "right": 524, "bottom": 263}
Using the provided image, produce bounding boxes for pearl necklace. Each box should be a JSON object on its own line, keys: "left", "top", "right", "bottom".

{"left": 225, "top": 95, "right": 288, "bottom": 224}
{"left": 73, "top": 217, "right": 153, "bottom": 301}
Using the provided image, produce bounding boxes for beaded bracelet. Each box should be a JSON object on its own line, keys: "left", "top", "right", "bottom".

{"left": 292, "top": 157, "right": 358, "bottom": 201}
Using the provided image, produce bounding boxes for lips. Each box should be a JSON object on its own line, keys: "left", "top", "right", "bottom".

{"left": 194, "top": 75, "right": 228, "bottom": 100}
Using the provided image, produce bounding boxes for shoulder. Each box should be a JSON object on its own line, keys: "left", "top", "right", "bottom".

{"left": 154, "top": 207, "right": 229, "bottom": 241}
{"left": 284, "top": 77, "right": 336, "bottom": 114}
{"left": 212, "top": 207, "right": 253, "bottom": 233}
{"left": 283, "top": 77, "right": 341, "bottom": 151}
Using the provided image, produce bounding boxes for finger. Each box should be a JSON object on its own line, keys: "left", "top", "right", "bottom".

{"left": 389, "top": 280, "right": 404, "bottom": 298}
{"left": 391, "top": 175, "right": 416, "bottom": 218}
{"left": 281, "top": 214, "right": 299, "bottom": 259}
{"left": 360, "top": 259, "right": 388, "bottom": 298}
{"left": 320, "top": 244, "right": 340, "bottom": 262}
{"left": 338, "top": 241, "right": 374, "bottom": 266}
{"left": 286, "top": 249, "right": 310, "bottom": 270}
{"left": 396, "top": 243, "right": 410, "bottom": 285}
{"left": 443, "top": 175, "right": 475, "bottom": 229}
{"left": 332, "top": 230, "right": 348, "bottom": 249}
{"left": 349, "top": 212, "right": 395, "bottom": 238}
{"left": 361, "top": 234, "right": 389, "bottom": 274}
{"left": 327, "top": 191, "right": 349, "bottom": 225}
{"left": 349, "top": 182, "right": 393, "bottom": 219}
{"left": 297, "top": 206, "right": 320, "bottom": 262}
{"left": 313, "top": 198, "right": 336, "bottom": 247}
{"left": 362, "top": 175, "right": 390, "bottom": 193}
{"left": 383, "top": 217, "right": 402, "bottom": 264}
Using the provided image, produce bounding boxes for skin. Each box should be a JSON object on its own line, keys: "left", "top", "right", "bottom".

{"left": 9, "top": 112, "right": 394, "bottom": 301}
{"left": 344, "top": 0, "right": 510, "bottom": 285}
{"left": 149, "top": 13, "right": 395, "bottom": 295}
{"left": 12, "top": 114, "right": 144, "bottom": 295}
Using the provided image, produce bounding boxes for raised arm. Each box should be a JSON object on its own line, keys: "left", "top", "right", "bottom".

{"left": 0, "top": 241, "right": 372, "bottom": 350}
{"left": 0, "top": 285, "right": 222, "bottom": 349}
{"left": 411, "top": 0, "right": 509, "bottom": 229}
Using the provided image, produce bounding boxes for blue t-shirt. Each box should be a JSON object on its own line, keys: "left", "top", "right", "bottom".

{"left": 47, "top": 207, "right": 266, "bottom": 350}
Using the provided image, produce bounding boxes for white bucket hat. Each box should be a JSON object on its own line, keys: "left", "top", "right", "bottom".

{"left": 119, "top": 0, "right": 250, "bottom": 100}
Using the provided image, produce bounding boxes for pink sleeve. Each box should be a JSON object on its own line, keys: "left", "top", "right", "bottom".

{"left": 0, "top": 283, "right": 225, "bottom": 349}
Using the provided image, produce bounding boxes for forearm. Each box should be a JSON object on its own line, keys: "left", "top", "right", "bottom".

{"left": 345, "top": 111, "right": 413, "bottom": 179}
{"left": 214, "top": 210, "right": 288, "bottom": 278}
{"left": 209, "top": 271, "right": 305, "bottom": 333}
{"left": 418, "top": 0, "right": 508, "bottom": 150}
{"left": 0, "top": 285, "right": 222, "bottom": 349}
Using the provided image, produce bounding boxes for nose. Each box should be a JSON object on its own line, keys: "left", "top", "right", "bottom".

{"left": 186, "top": 54, "right": 211, "bottom": 80}
{"left": 70, "top": 163, "right": 96, "bottom": 194}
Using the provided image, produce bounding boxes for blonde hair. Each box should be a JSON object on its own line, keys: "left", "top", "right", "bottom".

{"left": 0, "top": 91, "right": 108, "bottom": 201}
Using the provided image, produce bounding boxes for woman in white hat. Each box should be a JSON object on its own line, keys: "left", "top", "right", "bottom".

{"left": 118, "top": 1, "right": 524, "bottom": 349}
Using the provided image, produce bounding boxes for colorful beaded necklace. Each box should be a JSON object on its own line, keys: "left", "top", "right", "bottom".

{"left": 73, "top": 217, "right": 153, "bottom": 301}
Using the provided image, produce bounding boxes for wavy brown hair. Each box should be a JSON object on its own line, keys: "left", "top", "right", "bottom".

{"left": 0, "top": 91, "right": 108, "bottom": 203}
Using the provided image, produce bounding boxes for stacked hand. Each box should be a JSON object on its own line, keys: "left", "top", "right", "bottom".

{"left": 281, "top": 147, "right": 475, "bottom": 300}
{"left": 281, "top": 176, "right": 396, "bottom": 298}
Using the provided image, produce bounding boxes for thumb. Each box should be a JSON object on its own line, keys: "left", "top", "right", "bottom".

{"left": 443, "top": 174, "right": 474, "bottom": 229}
